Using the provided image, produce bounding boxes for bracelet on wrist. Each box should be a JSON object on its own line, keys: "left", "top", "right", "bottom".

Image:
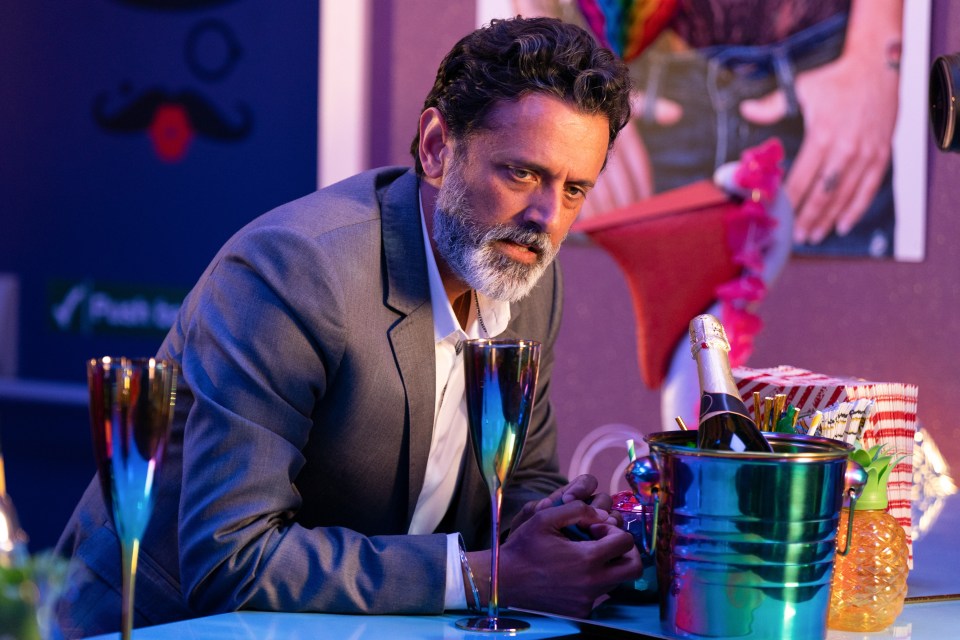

{"left": 458, "top": 539, "right": 481, "bottom": 612}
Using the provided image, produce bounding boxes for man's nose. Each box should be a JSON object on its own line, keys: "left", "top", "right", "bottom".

{"left": 522, "top": 188, "right": 564, "bottom": 234}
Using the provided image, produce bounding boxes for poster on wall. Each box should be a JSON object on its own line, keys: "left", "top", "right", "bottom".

{"left": 478, "top": 0, "right": 929, "bottom": 262}
{"left": 0, "top": 0, "right": 318, "bottom": 385}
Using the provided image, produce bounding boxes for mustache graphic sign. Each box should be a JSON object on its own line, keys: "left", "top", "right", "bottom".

{"left": 93, "top": 8, "right": 251, "bottom": 163}
{"left": 93, "top": 87, "right": 253, "bottom": 162}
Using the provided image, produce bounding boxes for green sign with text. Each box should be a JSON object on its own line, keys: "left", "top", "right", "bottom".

{"left": 47, "top": 280, "right": 187, "bottom": 337}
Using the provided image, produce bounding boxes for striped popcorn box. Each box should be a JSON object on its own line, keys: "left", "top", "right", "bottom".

{"left": 734, "top": 365, "right": 919, "bottom": 566}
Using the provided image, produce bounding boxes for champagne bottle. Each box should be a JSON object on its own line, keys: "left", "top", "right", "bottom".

{"left": 689, "top": 314, "right": 773, "bottom": 452}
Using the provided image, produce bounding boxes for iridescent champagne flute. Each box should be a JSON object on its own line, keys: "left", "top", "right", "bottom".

{"left": 456, "top": 339, "right": 540, "bottom": 633}
{"left": 87, "top": 357, "right": 177, "bottom": 640}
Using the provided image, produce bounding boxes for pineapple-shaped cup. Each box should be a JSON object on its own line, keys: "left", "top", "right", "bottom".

{"left": 828, "top": 444, "right": 909, "bottom": 632}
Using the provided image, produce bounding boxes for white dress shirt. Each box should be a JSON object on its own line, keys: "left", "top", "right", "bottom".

{"left": 410, "top": 195, "right": 509, "bottom": 609}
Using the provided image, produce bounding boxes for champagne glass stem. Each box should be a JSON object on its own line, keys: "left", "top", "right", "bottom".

{"left": 488, "top": 486, "right": 503, "bottom": 620}
{"left": 120, "top": 537, "right": 140, "bottom": 640}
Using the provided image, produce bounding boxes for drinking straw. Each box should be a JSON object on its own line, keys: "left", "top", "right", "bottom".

{"left": 790, "top": 405, "right": 801, "bottom": 432}
{"left": 675, "top": 416, "right": 689, "bottom": 431}
{"left": 806, "top": 410, "right": 823, "bottom": 436}
{"left": 846, "top": 398, "right": 875, "bottom": 444}
{"left": 772, "top": 394, "right": 787, "bottom": 428}
{"left": 626, "top": 438, "right": 636, "bottom": 462}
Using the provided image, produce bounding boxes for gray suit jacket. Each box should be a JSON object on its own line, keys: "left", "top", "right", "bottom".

{"left": 56, "top": 167, "right": 566, "bottom": 636}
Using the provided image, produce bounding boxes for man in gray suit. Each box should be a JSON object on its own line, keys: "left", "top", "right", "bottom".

{"left": 56, "top": 16, "right": 640, "bottom": 637}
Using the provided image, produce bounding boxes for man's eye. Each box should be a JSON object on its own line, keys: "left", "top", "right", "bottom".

{"left": 565, "top": 185, "right": 587, "bottom": 199}
{"left": 509, "top": 167, "right": 533, "bottom": 180}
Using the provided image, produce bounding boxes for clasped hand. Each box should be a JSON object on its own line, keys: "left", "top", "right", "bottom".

{"left": 470, "top": 475, "right": 643, "bottom": 619}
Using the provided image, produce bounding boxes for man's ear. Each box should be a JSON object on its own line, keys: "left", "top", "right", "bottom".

{"left": 418, "top": 107, "right": 452, "bottom": 182}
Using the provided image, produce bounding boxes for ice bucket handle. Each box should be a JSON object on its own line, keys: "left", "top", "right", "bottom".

{"left": 837, "top": 458, "right": 868, "bottom": 556}
{"left": 624, "top": 456, "right": 660, "bottom": 555}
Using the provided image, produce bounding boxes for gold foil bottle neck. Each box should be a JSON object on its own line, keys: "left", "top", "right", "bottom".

{"left": 689, "top": 314, "right": 731, "bottom": 358}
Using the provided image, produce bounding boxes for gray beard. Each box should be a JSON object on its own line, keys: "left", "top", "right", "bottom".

{"left": 432, "top": 161, "right": 560, "bottom": 302}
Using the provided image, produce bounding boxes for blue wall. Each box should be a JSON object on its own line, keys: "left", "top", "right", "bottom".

{"left": 0, "top": 0, "right": 318, "bottom": 550}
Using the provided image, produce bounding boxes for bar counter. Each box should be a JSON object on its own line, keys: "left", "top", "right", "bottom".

{"left": 87, "top": 495, "right": 959, "bottom": 639}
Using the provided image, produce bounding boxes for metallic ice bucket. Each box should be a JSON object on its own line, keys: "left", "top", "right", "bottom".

{"left": 633, "top": 431, "right": 862, "bottom": 639}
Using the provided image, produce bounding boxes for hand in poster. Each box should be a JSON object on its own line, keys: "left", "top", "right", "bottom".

{"left": 739, "top": 0, "right": 903, "bottom": 246}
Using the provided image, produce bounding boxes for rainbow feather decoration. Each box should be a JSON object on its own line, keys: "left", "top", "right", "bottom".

{"left": 576, "top": 0, "right": 678, "bottom": 62}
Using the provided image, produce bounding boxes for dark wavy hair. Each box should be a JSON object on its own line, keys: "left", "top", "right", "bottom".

{"left": 411, "top": 16, "right": 632, "bottom": 175}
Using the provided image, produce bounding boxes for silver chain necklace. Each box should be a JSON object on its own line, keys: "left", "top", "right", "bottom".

{"left": 473, "top": 289, "right": 489, "bottom": 337}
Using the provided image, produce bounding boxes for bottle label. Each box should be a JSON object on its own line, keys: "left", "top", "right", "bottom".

{"left": 699, "top": 392, "right": 752, "bottom": 423}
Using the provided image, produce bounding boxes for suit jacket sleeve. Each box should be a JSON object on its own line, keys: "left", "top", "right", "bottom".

{"left": 169, "top": 188, "right": 449, "bottom": 616}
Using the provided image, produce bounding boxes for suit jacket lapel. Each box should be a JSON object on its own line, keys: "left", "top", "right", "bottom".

{"left": 379, "top": 170, "right": 436, "bottom": 527}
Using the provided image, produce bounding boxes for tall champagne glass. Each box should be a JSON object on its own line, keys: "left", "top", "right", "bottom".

{"left": 87, "top": 357, "right": 177, "bottom": 640}
{"left": 456, "top": 339, "right": 540, "bottom": 633}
